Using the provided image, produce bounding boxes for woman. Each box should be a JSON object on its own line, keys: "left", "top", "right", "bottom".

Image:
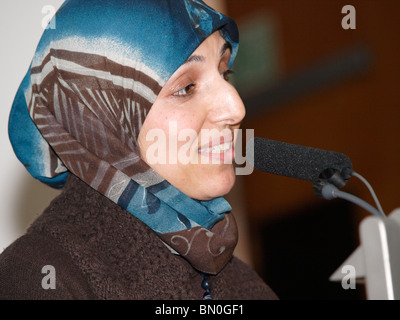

{"left": 0, "top": 0, "right": 277, "bottom": 300}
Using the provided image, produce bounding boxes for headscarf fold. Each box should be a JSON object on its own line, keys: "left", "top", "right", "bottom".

{"left": 9, "top": 0, "right": 239, "bottom": 274}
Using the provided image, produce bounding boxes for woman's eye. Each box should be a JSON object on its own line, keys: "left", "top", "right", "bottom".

{"left": 173, "top": 84, "right": 195, "bottom": 97}
{"left": 222, "top": 69, "right": 234, "bottom": 82}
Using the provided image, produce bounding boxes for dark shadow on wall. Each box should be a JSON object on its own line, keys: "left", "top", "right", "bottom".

{"left": 257, "top": 200, "right": 366, "bottom": 300}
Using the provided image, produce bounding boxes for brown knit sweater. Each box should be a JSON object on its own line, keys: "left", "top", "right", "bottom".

{"left": 0, "top": 175, "right": 278, "bottom": 300}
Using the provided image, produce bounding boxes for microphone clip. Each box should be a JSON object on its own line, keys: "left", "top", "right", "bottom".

{"left": 313, "top": 168, "right": 352, "bottom": 198}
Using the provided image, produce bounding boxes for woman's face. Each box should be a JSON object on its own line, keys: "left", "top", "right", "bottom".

{"left": 138, "top": 31, "right": 245, "bottom": 200}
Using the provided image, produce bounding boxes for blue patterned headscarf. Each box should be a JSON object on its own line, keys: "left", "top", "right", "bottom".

{"left": 8, "top": 0, "right": 239, "bottom": 274}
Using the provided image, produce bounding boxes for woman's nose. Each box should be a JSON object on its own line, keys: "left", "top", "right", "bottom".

{"left": 208, "top": 77, "right": 246, "bottom": 126}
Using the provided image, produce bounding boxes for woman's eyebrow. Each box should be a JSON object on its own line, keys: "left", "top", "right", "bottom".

{"left": 184, "top": 54, "right": 205, "bottom": 65}
{"left": 183, "top": 41, "right": 232, "bottom": 65}
{"left": 220, "top": 41, "right": 232, "bottom": 57}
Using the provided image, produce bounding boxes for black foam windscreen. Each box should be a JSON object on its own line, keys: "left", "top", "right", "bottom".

{"left": 246, "top": 137, "right": 353, "bottom": 185}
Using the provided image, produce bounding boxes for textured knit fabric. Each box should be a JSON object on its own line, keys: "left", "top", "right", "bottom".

{"left": 0, "top": 175, "right": 278, "bottom": 300}
{"left": 8, "top": 0, "right": 240, "bottom": 274}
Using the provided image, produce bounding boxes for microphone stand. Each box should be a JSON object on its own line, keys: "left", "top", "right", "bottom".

{"left": 315, "top": 182, "right": 400, "bottom": 300}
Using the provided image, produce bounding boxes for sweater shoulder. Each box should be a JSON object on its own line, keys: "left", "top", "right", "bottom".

{"left": 0, "top": 231, "right": 95, "bottom": 300}
{"left": 214, "top": 256, "right": 279, "bottom": 300}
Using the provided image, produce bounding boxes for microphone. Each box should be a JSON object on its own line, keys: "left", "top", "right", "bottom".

{"left": 246, "top": 137, "right": 353, "bottom": 188}
{"left": 247, "top": 137, "right": 385, "bottom": 217}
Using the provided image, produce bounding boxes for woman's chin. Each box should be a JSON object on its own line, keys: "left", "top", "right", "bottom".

{"left": 194, "top": 169, "right": 236, "bottom": 201}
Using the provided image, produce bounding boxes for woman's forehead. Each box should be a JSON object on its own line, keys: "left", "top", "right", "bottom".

{"left": 192, "top": 32, "right": 226, "bottom": 54}
{"left": 182, "top": 32, "right": 231, "bottom": 69}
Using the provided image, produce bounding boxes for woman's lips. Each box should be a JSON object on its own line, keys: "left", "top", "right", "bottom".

{"left": 198, "top": 135, "right": 234, "bottom": 163}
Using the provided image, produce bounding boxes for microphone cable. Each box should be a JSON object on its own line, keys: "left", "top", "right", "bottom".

{"left": 319, "top": 171, "right": 386, "bottom": 218}
{"left": 351, "top": 171, "right": 385, "bottom": 216}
